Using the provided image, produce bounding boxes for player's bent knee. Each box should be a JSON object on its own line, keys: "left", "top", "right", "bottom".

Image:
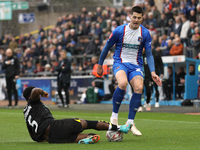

{"left": 134, "top": 85, "right": 143, "bottom": 93}
{"left": 118, "top": 81, "right": 128, "bottom": 90}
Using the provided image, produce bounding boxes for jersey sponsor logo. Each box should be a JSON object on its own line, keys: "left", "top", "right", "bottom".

{"left": 122, "top": 43, "right": 140, "bottom": 49}
{"left": 138, "top": 36, "right": 143, "bottom": 42}
{"left": 109, "top": 33, "right": 113, "bottom": 39}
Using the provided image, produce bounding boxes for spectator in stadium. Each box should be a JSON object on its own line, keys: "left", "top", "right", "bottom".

{"left": 20, "top": 60, "right": 27, "bottom": 76}
{"left": 49, "top": 45, "right": 58, "bottom": 60}
{"left": 111, "top": 20, "right": 118, "bottom": 32}
{"left": 95, "top": 23, "right": 103, "bottom": 43}
{"left": 152, "top": 5, "right": 160, "bottom": 24}
{"left": 172, "top": 0, "right": 180, "bottom": 14}
{"left": 191, "top": 34, "right": 200, "bottom": 57}
{"left": 47, "top": 30, "right": 53, "bottom": 41}
{"left": 180, "top": 15, "right": 190, "bottom": 47}
{"left": 26, "top": 61, "right": 35, "bottom": 74}
{"left": 42, "top": 47, "right": 49, "bottom": 66}
{"left": 172, "top": 16, "right": 182, "bottom": 36}
{"left": 180, "top": 2, "right": 187, "bottom": 16}
{"left": 164, "top": 8, "right": 174, "bottom": 26}
{"left": 148, "top": 12, "right": 157, "bottom": 28}
{"left": 33, "top": 41, "right": 44, "bottom": 63}
{"left": 149, "top": 23, "right": 157, "bottom": 36}
{"left": 23, "top": 86, "right": 131, "bottom": 144}
{"left": 162, "top": 66, "right": 178, "bottom": 100}
{"left": 176, "top": 67, "right": 186, "bottom": 99}
{"left": 162, "top": 39, "right": 173, "bottom": 56}
{"left": 188, "top": 9, "right": 197, "bottom": 23}
{"left": 152, "top": 34, "right": 160, "bottom": 52}
{"left": 38, "top": 25, "right": 45, "bottom": 35}
{"left": 158, "top": 13, "right": 168, "bottom": 35}
{"left": 83, "top": 21, "right": 91, "bottom": 35}
{"left": 56, "top": 50, "right": 71, "bottom": 108}
{"left": 69, "top": 29, "right": 77, "bottom": 43}
{"left": 23, "top": 48, "right": 33, "bottom": 61}
{"left": 105, "top": 19, "right": 111, "bottom": 33}
{"left": 187, "top": 21, "right": 196, "bottom": 44}
{"left": 2, "top": 49, "right": 20, "bottom": 107}
{"left": 194, "top": 26, "right": 200, "bottom": 35}
{"left": 169, "top": 37, "right": 184, "bottom": 55}
{"left": 9, "top": 37, "right": 18, "bottom": 51}
{"left": 33, "top": 63, "right": 44, "bottom": 74}
{"left": 82, "top": 37, "right": 96, "bottom": 56}
{"left": 169, "top": 31, "right": 175, "bottom": 41}
{"left": 56, "top": 17, "right": 62, "bottom": 27}
{"left": 141, "top": 13, "right": 149, "bottom": 29}
{"left": 189, "top": 64, "right": 195, "bottom": 75}
{"left": 50, "top": 58, "right": 58, "bottom": 74}
{"left": 167, "top": 19, "right": 174, "bottom": 36}
{"left": 97, "top": 6, "right": 161, "bottom": 136}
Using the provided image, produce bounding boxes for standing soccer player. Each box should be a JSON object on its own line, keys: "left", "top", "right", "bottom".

{"left": 97, "top": 6, "right": 162, "bottom": 136}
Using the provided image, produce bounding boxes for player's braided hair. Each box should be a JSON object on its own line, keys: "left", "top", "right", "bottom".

{"left": 23, "top": 86, "right": 35, "bottom": 101}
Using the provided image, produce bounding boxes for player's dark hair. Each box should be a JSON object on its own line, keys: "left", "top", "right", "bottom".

{"left": 23, "top": 86, "right": 35, "bottom": 101}
{"left": 131, "top": 6, "right": 144, "bottom": 16}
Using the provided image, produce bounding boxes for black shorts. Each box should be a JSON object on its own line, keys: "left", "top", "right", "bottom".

{"left": 48, "top": 118, "right": 83, "bottom": 143}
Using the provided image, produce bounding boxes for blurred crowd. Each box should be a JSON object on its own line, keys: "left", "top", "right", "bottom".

{"left": 0, "top": 0, "right": 200, "bottom": 77}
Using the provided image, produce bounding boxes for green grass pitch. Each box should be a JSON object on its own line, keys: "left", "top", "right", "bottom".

{"left": 0, "top": 108, "right": 200, "bottom": 150}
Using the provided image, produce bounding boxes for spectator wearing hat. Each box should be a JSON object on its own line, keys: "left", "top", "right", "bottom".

{"left": 170, "top": 37, "right": 184, "bottom": 56}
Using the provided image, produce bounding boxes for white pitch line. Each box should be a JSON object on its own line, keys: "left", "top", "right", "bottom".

{"left": 0, "top": 112, "right": 200, "bottom": 124}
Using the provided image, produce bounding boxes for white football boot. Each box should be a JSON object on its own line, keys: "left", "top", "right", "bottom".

{"left": 130, "top": 124, "right": 142, "bottom": 136}
{"left": 110, "top": 117, "right": 118, "bottom": 125}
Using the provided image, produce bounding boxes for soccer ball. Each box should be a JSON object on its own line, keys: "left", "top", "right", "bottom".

{"left": 106, "top": 131, "right": 123, "bottom": 142}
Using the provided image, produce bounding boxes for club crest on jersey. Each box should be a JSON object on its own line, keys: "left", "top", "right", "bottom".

{"left": 138, "top": 36, "right": 143, "bottom": 42}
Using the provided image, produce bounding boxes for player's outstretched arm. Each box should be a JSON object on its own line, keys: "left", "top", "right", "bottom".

{"left": 30, "top": 88, "right": 49, "bottom": 101}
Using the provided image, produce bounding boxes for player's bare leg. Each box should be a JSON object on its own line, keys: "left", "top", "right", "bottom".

{"left": 126, "top": 75, "right": 143, "bottom": 136}
{"left": 111, "top": 70, "right": 128, "bottom": 125}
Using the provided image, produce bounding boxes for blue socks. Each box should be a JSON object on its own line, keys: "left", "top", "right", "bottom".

{"left": 112, "top": 87, "right": 125, "bottom": 113}
{"left": 128, "top": 93, "right": 142, "bottom": 120}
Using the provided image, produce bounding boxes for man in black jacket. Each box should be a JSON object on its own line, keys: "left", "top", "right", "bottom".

{"left": 56, "top": 50, "right": 71, "bottom": 108}
{"left": 2, "top": 49, "right": 20, "bottom": 107}
{"left": 143, "top": 49, "right": 164, "bottom": 110}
